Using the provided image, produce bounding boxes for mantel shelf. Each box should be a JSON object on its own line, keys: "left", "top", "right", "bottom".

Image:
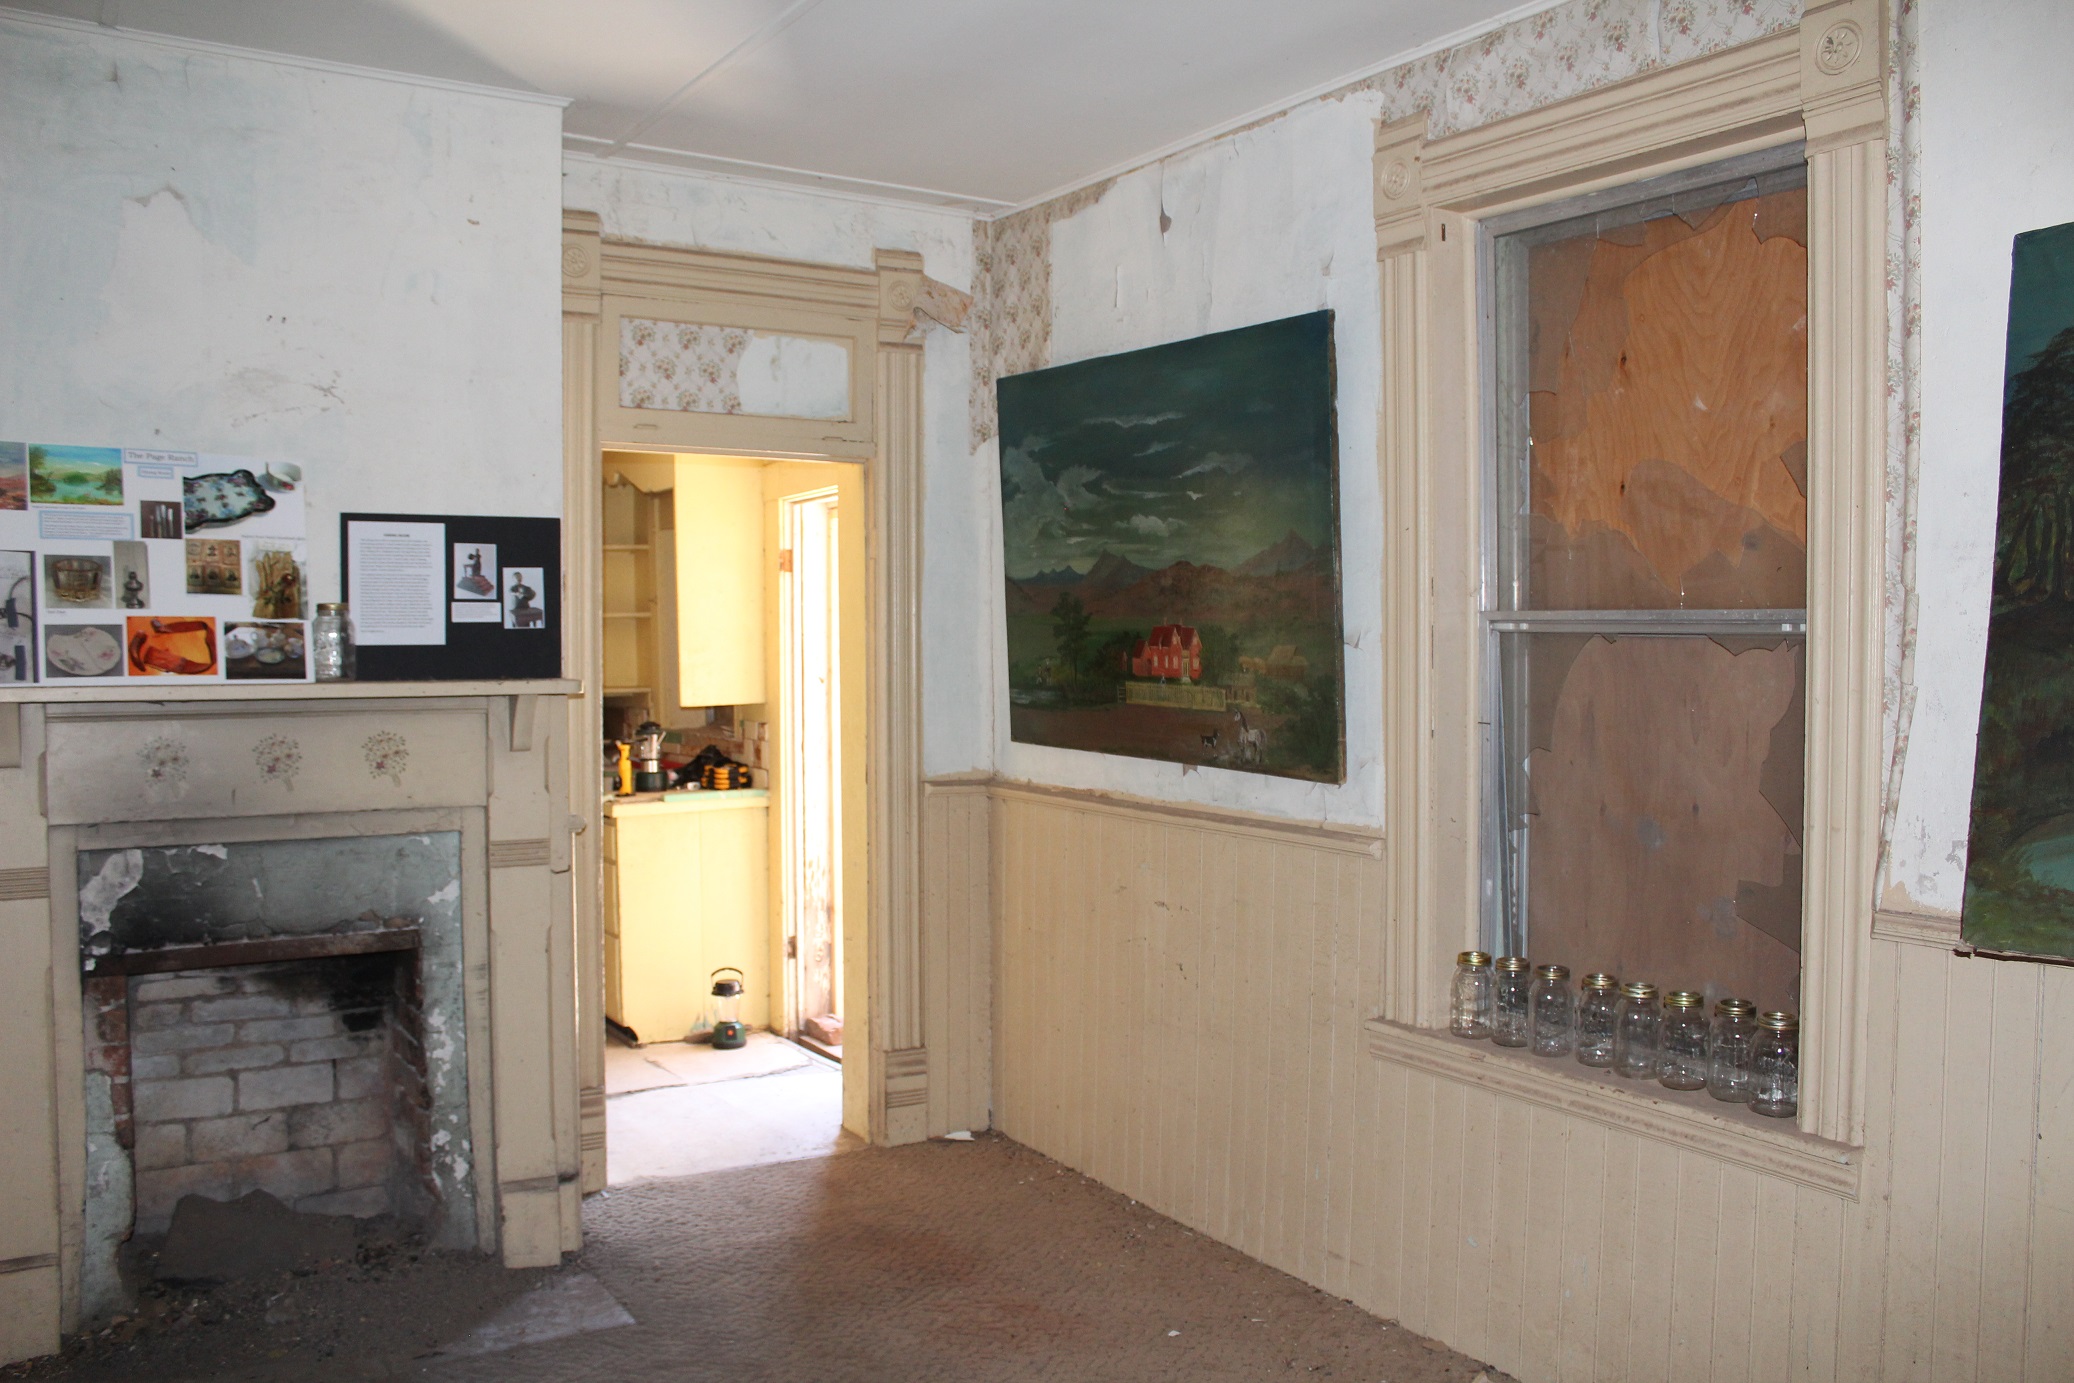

{"left": 0, "top": 677, "right": 581, "bottom": 705}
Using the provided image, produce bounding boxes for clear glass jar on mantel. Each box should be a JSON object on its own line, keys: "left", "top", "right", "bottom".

{"left": 1613, "top": 981, "right": 1662, "bottom": 1080}
{"left": 1575, "top": 973, "right": 1621, "bottom": 1067}
{"left": 1659, "top": 990, "right": 1709, "bottom": 1090}
{"left": 1707, "top": 999, "right": 1759, "bottom": 1103}
{"left": 1450, "top": 951, "right": 1494, "bottom": 1040}
{"left": 1529, "top": 963, "right": 1574, "bottom": 1057}
{"left": 1492, "top": 956, "right": 1533, "bottom": 1048}
{"left": 312, "top": 602, "right": 355, "bottom": 682}
{"left": 1751, "top": 1011, "right": 1800, "bottom": 1119}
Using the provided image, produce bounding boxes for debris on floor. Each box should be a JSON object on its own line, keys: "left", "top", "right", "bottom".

{"left": 155, "top": 1190, "right": 356, "bottom": 1284}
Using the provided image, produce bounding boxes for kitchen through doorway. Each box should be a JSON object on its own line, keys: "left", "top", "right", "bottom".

{"left": 597, "top": 452, "right": 866, "bottom": 1186}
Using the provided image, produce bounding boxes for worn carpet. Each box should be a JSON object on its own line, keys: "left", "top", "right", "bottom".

{"left": 431, "top": 1135, "right": 1497, "bottom": 1383}
{"left": 10, "top": 1135, "right": 1500, "bottom": 1382}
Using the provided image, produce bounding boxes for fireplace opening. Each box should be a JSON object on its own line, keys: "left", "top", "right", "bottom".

{"left": 86, "top": 937, "right": 436, "bottom": 1234}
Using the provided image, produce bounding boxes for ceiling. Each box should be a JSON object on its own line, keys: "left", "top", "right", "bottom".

{"left": 10, "top": 0, "right": 1549, "bottom": 211}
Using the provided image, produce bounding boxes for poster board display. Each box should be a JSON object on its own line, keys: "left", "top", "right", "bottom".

{"left": 340, "top": 513, "right": 561, "bottom": 681}
{"left": 0, "top": 442, "right": 311, "bottom": 685}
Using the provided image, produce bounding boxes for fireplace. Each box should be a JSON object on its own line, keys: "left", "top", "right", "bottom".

{"left": 20, "top": 691, "right": 579, "bottom": 1342}
{"left": 72, "top": 830, "right": 477, "bottom": 1312}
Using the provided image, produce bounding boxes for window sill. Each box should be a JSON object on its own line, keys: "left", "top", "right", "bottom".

{"left": 1362, "top": 1017, "right": 1859, "bottom": 1199}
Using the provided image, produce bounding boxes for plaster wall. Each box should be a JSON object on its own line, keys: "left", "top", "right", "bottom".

{"left": 1883, "top": 0, "right": 2074, "bottom": 915}
{"left": 0, "top": 15, "right": 567, "bottom": 599}
{"left": 559, "top": 157, "right": 988, "bottom": 777}
{"left": 993, "top": 96, "right": 1388, "bottom": 826}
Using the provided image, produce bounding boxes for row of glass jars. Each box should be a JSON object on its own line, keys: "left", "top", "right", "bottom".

{"left": 1449, "top": 952, "right": 1798, "bottom": 1118}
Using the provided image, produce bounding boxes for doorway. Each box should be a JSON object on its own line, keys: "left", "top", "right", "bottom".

{"left": 781, "top": 488, "right": 843, "bottom": 1060}
{"left": 596, "top": 453, "right": 866, "bottom": 1186}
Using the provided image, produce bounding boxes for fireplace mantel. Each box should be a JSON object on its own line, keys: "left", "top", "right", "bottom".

{"left": 2, "top": 684, "right": 582, "bottom": 1345}
{"left": 0, "top": 677, "right": 578, "bottom": 703}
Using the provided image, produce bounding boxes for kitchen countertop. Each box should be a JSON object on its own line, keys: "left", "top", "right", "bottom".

{"left": 604, "top": 788, "right": 769, "bottom": 817}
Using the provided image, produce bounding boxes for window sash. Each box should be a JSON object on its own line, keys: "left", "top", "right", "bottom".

{"left": 1477, "top": 151, "right": 1813, "bottom": 964}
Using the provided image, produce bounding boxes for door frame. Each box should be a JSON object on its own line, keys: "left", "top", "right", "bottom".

{"left": 562, "top": 215, "right": 932, "bottom": 1191}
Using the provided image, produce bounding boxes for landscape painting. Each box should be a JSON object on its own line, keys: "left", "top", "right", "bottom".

{"left": 1964, "top": 218, "right": 2074, "bottom": 958}
{"left": 996, "top": 310, "right": 1343, "bottom": 782}
{"left": 0, "top": 442, "right": 23, "bottom": 510}
{"left": 28, "top": 445, "right": 124, "bottom": 506}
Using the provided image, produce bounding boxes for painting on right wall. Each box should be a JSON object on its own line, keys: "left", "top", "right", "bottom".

{"left": 1963, "top": 218, "right": 2074, "bottom": 958}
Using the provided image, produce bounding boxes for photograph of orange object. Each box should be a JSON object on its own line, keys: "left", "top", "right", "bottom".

{"left": 127, "top": 616, "right": 218, "bottom": 676}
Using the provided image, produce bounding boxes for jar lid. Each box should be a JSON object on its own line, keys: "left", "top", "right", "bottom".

{"left": 317, "top": 602, "right": 347, "bottom": 613}
{"left": 1495, "top": 955, "right": 1531, "bottom": 972}
{"left": 1581, "top": 972, "right": 1619, "bottom": 991}
{"left": 1535, "top": 963, "right": 1570, "bottom": 980}
{"left": 1758, "top": 1010, "right": 1799, "bottom": 1031}
{"left": 1457, "top": 951, "right": 1491, "bottom": 967}
{"left": 1665, "top": 989, "right": 1705, "bottom": 1009}
{"left": 1715, "top": 997, "right": 1756, "bottom": 1016}
{"left": 1620, "top": 981, "right": 1658, "bottom": 1000}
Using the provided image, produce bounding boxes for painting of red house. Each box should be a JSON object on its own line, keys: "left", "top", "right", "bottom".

{"left": 1130, "top": 624, "right": 1202, "bottom": 682}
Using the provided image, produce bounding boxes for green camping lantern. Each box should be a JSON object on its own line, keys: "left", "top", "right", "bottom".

{"left": 710, "top": 967, "right": 747, "bottom": 1050}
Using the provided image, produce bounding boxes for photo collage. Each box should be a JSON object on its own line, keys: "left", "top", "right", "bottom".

{"left": 0, "top": 442, "right": 311, "bottom": 684}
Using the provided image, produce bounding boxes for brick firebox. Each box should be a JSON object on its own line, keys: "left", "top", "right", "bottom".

{"left": 84, "top": 930, "right": 434, "bottom": 1233}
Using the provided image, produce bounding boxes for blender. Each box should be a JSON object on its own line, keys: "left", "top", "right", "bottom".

{"left": 632, "top": 721, "right": 668, "bottom": 793}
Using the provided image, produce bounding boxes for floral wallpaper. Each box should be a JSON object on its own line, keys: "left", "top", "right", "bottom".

{"left": 620, "top": 318, "right": 754, "bottom": 414}
{"left": 968, "top": 0, "right": 1812, "bottom": 449}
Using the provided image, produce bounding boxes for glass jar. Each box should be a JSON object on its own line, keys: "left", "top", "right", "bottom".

{"left": 1659, "top": 990, "right": 1709, "bottom": 1090}
{"left": 1492, "top": 956, "right": 1532, "bottom": 1047}
{"left": 1613, "top": 981, "right": 1662, "bottom": 1080}
{"left": 1707, "top": 999, "right": 1759, "bottom": 1103}
{"left": 1449, "top": 951, "right": 1493, "bottom": 1040}
{"left": 1751, "top": 1011, "right": 1800, "bottom": 1119}
{"left": 1575, "top": 973, "right": 1620, "bottom": 1067}
{"left": 1529, "top": 964, "right": 1574, "bottom": 1057}
{"left": 312, "top": 602, "right": 355, "bottom": 681}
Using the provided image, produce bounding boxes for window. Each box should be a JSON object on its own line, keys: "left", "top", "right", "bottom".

{"left": 1481, "top": 152, "right": 1810, "bottom": 1015}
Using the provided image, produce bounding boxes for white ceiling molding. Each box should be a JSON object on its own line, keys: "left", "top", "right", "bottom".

{"left": 561, "top": 147, "right": 1009, "bottom": 216}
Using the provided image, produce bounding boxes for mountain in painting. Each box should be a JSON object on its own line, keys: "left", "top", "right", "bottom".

{"left": 1236, "top": 530, "right": 1318, "bottom": 577}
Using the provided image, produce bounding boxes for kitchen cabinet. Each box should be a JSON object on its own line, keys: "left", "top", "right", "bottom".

{"left": 603, "top": 789, "right": 769, "bottom": 1044}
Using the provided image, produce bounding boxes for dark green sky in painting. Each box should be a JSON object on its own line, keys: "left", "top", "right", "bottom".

{"left": 996, "top": 311, "right": 1337, "bottom": 580}
{"left": 2006, "top": 222, "right": 2074, "bottom": 395}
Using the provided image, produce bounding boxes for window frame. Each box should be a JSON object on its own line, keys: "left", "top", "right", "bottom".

{"left": 1476, "top": 147, "right": 1814, "bottom": 973}
{"left": 1372, "top": 6, "right": 1888, "bottom": 1147}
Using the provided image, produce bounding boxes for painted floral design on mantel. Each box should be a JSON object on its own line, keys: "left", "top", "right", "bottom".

{"left": 363, "top": 731, "right": 409, "bottom": 786}
{"left": 138, "top": 736, "right": 190, "bottom": 788}
{"left": 619, "top": 318, "right": 751, "bottom": 414}
{"left": 252, "top": 734, "right": 302, "bottom": 790}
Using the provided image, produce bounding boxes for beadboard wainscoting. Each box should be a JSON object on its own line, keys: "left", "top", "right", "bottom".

{"left": 922, "top": 779, "right": 993, "bottom": 1138}
{"left": 966, "top": 777, "right": 2074, "bottom": 1383}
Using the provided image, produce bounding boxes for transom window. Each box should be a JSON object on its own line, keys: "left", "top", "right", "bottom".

{"left": 1482, "top": 150, "right": 1809, "bottom": 1015}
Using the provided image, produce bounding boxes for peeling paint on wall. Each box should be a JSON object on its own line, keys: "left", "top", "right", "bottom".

{"left": 0, "top": 16, "right": 564, "bottom": 603}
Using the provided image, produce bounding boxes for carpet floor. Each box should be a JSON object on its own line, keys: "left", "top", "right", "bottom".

{"left": 431, "top": 1135, "right": 1499, "bottom": 1383}
{"left": 9, "top": 1135, "right": 1502, "bottom": 1383}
